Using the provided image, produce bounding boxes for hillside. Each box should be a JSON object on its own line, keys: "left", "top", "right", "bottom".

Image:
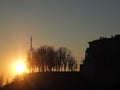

{"left": 2, "top": 72, "right": 86, "bottom": 90}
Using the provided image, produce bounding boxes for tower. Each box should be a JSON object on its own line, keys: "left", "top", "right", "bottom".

{"left": 30, "top": 36, "right": 32, "bottom": 50}
{"left": 29, "top": 36, "right": 34, "bottom": 73}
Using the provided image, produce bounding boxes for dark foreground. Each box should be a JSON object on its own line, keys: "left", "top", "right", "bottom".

{"left": 1, "top": 72, "right": 120, "bottom": 90}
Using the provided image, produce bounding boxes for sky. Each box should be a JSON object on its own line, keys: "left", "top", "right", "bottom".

{"left": 0, "top": 0, "right": 120, "bottom": 80}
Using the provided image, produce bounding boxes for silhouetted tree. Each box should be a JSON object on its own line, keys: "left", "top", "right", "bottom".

{"left": 67, "top": 54, "right": 77, "bottom": 71}
{"left": 27, "top": 48, "right": 37, "bottom": 73}
{"left": 27, "top": 45, "right": 78, "bottom": 72}
{"left": 54, "top": 51, "right": 59, "bottom": 71}
{"left": 36, "top": 46, "right": 47, "bottom": 72}
{"left": 59, "top": 47, "right": 69, "bottom": 71}
{"left": 56, "top": 47, "right": 67, "bottom": 71}
{"left": 46, "top": 46, "right": 55, "bottom": 71}
{"left": 56, "top": 47, "right": 77, "bottom": 71}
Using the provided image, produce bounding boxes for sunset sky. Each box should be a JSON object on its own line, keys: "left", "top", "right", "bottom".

{"left": 0, "top": 0, "right": 120, "bottom": 80}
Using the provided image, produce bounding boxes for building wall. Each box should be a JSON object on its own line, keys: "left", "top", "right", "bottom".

{"left": 81, "top": 35, "right": 120, "bottom": 85}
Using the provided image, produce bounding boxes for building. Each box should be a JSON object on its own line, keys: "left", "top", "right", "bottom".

{"left": 81, "top": 34, "right": 120, "bottom": 87}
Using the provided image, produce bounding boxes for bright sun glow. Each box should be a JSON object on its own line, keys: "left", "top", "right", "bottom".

{"left": 15, "top": 61, "right": 26, "bottom": 75}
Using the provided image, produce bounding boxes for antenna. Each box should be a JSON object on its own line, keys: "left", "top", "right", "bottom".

{"left": 30, "top": 36, "right": 32, "bottom": 50}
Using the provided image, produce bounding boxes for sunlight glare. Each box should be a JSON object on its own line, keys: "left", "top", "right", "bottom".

{"left": 15, "top": 61, "right": 26, "bottom": 75}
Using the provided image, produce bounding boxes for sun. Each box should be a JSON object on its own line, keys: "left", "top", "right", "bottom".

{"left": 15, "top": 61, "right": 26, "bottom": 75}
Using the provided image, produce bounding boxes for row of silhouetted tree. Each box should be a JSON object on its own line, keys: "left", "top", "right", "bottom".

{"left": 27, "top": 46, "right": 78, "bottom": 73}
